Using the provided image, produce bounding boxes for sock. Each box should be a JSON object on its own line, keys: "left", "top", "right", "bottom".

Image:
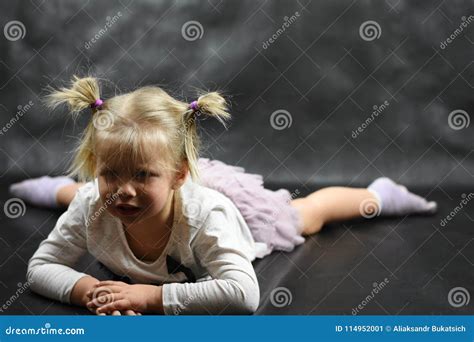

{"left": 367, "top": 177, "right": 438, "bottom": 216}
{"left": 9, "top": 176, "right": 75, "bottom": 209}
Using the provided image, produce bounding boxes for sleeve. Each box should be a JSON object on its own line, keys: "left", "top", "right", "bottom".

{"left": 26, "top": 182, "right": 94, "bottom": 304}
{"left": 162, "top": 206, "right": 260, "bottom": 315}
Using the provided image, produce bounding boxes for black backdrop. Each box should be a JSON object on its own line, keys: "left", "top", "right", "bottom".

{"left": 1, "top": 0, "right": 473, "bottom": 191}
{"left": 0, "top": 0, "right": 473, "bottom": 317}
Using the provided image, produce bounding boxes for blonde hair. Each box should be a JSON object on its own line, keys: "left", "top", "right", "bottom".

{"left": 46, "top": 75, "right": 231, "bottom": 184}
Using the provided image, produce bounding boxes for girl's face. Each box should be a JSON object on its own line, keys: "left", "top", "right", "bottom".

{"left": 96, "top": 160, "right": 187, "bottom": 227}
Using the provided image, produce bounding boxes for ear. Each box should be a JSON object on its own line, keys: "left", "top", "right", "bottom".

{"left": 172, "top": 160, "right": 189, "bottom": 190}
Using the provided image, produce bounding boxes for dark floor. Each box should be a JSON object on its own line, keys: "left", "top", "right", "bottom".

{"left": 0, "top": 179, "right": 472, "bottom": 315}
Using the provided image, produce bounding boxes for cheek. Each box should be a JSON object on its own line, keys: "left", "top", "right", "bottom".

{"left": 145, "top": 190, "right": 169, "bottom": 211}
{"left": 142, "top": 182, "right": 172, "bottom": 211}
{"left": 98, "top": 179, "right": 121, "bottom": 207}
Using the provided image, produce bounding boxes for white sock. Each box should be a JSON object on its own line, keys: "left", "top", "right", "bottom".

{"left": 9, "top": 176, "right": 75, "bottom": 209}
{"left": 367, "top": 177, "right": 438, "bottom": 216}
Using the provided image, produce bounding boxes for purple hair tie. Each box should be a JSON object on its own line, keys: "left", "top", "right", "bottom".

{"left": 90, "top": 98, "right": 103, "bottom": 109}
{"left": 189, "top": 100, "right": 199, "bottom": 112}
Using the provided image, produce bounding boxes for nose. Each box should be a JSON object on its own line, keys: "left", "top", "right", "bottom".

{"left": 116, "top": 181, "right": 137, "bottom": 199}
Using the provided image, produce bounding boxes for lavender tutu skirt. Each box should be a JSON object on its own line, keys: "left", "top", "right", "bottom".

{"left": 197, "top": 158, "right": 305, "bottom": 254}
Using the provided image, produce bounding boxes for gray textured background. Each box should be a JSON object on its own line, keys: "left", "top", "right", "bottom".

{"left": 0, "top": 0, "right": 473, "bottom": 317}
{"left": 0, "top": 0, "right": 473, "bottom": 192}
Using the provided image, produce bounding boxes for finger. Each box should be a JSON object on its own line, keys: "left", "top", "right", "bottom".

{"left": 97, "top": 299, "right": 130, "bottom": 314}
{"left": 111, "top": 310, "right": 121, "bottom": 316}
{"left": 93, "top": 280, "right": 127, "bottom": 288}
{"left": 95, "top": 307, "right": 107, "bottom": 315}
{"left": 137, "top": 312, "right": 142, "bottom": 316}
{"left": 123, "top": 310, "right": 136, "bottom": 316}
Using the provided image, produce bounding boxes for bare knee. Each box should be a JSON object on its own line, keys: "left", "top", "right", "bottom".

{"left": 56, "top": 182, "right": 83, "bottom": 207}
{"left": 290, "top": 197, "right": 326, "bottom": 236}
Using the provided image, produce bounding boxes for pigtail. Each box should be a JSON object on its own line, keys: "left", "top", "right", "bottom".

{"left": 45, "top": 75, "right": 102, "bottom": 182}
{"left": 182, "top": 91, "right": 231, "bottom": 182}
{"left": 45, "top": 75, "right": 102, "bottom": 118}
{"left": 193, "top": 91, "right": 231, "bottom": 129}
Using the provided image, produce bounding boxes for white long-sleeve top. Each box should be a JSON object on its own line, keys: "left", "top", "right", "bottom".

{"left": 27, "top": 176, "right": 272, "bottom": 315}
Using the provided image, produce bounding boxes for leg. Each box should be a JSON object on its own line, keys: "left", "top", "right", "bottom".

{"left": 291, "top": 177, "right": 438, "bottom": 236}
{"left": 56, "top": 182, "right": 86, "bottom": 207}
{"left": 9, "top": 176, "right": 84, "bottom": 209}
{"left": 291, "top": 187, "right": 379, "bottom": 236}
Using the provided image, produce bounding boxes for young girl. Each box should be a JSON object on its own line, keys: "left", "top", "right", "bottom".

{"left": 10, "top": 76, "right": 438, "bottom": 316}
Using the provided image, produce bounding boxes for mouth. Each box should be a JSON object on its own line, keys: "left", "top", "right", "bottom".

{"left": 115, "top": 204, "right": 141, "bottom": 217}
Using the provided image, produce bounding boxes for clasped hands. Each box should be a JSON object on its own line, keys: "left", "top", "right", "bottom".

{"left": 85, "top": 280, "right": 163, "bottom": 315}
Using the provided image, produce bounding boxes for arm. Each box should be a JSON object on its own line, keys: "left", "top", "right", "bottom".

{"left": 161, "top": 207, "right": 260, "bottom": 315}
{"left": 27, "top": 182, "right": 95, "bottom": 305}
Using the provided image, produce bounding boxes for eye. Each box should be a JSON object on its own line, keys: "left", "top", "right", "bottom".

{"left": 100, "top": 170, "right": 117, "bottom": 179}
{"left": 134, "top": 170, "right": 156, "bottom": 179}
{"left": 136, "top": 170, "right": 148, "bottom": 178}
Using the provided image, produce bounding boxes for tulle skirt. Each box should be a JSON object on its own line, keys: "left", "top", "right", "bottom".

{"left": 197, "top": 158, "right": 305, "bottom": 255}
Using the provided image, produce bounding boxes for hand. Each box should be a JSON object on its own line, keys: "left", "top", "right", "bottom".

{"left": 86, "top": 280, "right": 163, "bottom": 314}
